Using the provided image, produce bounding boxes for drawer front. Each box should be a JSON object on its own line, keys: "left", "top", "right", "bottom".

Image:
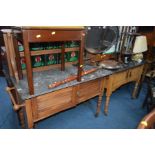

{"left": 27, "top": 30, "right": 83, "bottom": 42}
{"left": 111, "top": 71, "right": 128, "bottom": 91}
{"left": 77, "top": 79, "right": 101, "bottom": 104}
{"left": 32, "top": 87, "right": 74, "bottom": 121}
{"left": 128, "top": 65, "right": 143, "bottom": 82}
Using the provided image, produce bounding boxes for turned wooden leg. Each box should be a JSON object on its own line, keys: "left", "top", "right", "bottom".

{"left": 104, "top": 95, "right": 111, "bottom": 115}
{"left": 132, "top": 83, "right": 139, "bottom": 99}
{"left": 95, "top": 93, "right": 104, "bottom": 117}
{"left": 95, "top": 79, "right": 105, "bottom": 117}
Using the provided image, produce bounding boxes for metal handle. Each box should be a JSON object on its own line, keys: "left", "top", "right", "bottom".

{"left": 51, "top": 31, "right": 56, "bottom": 35}
{"left": 36, "top": 34, "right": 41, "bottom": 38}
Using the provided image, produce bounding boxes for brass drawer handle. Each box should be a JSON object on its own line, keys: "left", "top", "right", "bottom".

{"left": 51, "top": 31, "right": 56, "bottom": 35}
{"left": 36, "top": 34, "right": 41, "bottom": 38}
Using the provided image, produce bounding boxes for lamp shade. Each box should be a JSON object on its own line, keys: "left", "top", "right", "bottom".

{"left": 133, "top": 36, "right": 148, "bottom": 53}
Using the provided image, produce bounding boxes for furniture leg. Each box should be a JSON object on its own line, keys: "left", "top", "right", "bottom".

{"left": 136, "top": 63, "right": 149, "bottom": 98}
{"left": 17, "top": 108, "right": 25, "bottom": 128}
{"left": 25, "top": 99, "right": 34, "bottom": 129}
{"left": 104, "top": 76, "right": 113, "bottom": 115}
{"left": 104, "top": 94, "right": 111, "bottom": 115}
{"left": 95, "top": 92, "right": 104, "bottom": 117}
{"left": 132, "top": 82, "right": 139, "bottom": 99}
{"left": 95, "top": 80, "right": 105, "bottom": 117}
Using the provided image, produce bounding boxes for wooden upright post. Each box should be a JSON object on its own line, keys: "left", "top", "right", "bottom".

{"left": 61, "top": 42, "right": 65, "bottom": 71}
{"left": 23, "top": 30, "right": 34, "bottom": 95}
{"left": 77, "top": 31, "right": 85, "bottom": 81}
{"left": 12, "top": 33, "right": 23, "bottom": 80}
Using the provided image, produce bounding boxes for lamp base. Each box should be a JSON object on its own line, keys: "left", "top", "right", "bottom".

{"left": 131, "top": 53, "right": 143, "bottom": 63}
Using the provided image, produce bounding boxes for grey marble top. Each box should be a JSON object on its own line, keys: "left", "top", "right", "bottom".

{"left": 12, "top": 61, "right": 144, "bottom": 101}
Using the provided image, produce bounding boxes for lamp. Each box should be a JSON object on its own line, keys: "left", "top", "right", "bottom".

{"left": 132, "top": 35, "right": 148, "bottom": 63}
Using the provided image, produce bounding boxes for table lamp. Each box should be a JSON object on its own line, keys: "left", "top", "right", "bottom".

{"left": 132, "top": 35, "right": 148, "bottom": 63}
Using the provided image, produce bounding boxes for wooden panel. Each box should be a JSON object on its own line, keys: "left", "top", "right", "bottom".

{"left": 32, "top": 87, "right": 75, "bottom": 121}
{"left": 25, "top": 99, "right": 34, "bottom": 128}
{"left": 77, "top": 79, "right": 101, "bottom": 104}
{"left": 111, "top": 71, "right": 128, "bottom": 91}
{"left": 27, "top": 30, "right": 82, "bottom": 42}
{"left": 128, "top": 66, "right": 144, "bottom": 82}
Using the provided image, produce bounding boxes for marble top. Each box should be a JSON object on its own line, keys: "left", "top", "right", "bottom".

{"left": 12, "top": 61, "right": 144, "bottom": 101}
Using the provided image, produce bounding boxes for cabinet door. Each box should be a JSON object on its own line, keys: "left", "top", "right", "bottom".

{"left": 77, "top": 79, "right": 101, "bottom": 104}
{"left": 32, "top": 87, "right": 75, "bottom": 121}
{"left": 128, "top": 65, "right": 144, "bottom": 82}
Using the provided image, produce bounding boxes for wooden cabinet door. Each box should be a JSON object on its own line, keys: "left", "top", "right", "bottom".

{"left": 32, "top": 87, "right": 75, "bottom": 121}
{"left": 77, "top": 79, "right": 101, "bottom": 104}
{"left": 128, "top": 65, "right": 144, "bottom": 82}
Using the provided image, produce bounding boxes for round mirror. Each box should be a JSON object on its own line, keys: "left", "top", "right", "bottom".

{"left": 85, "top": 26, "right": 119, "bottom": 54}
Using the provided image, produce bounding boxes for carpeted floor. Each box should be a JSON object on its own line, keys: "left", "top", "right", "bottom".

{"left": 0, "top": 76, "right": 147, "bottom": 129}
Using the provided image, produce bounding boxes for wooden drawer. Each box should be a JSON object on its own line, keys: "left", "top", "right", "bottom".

{"left": 32, "top": 87, "right": 75, "bottom": 121}
{"left": 26, "top": 30, "right": 83, "bottom": 42}
{"left": 77, "top": 79, "right": 101, "bottom": 104}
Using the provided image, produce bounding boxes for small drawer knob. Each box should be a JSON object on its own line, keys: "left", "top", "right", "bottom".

{"left": 82, "top": 33, "right": 85, "bottom": 36}
{"left": 36, "top": 34, "right": 41, "bottom": 38}
{"left": 51, "top": 31, "right": 56, "bottom": 35}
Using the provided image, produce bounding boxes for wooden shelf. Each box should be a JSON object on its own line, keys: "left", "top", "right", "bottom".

{"left": 22, "top": 61, "right": 78, "bottom": 74}
{"left": 19, "top": 47, "right": 80, "bottom": 57}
